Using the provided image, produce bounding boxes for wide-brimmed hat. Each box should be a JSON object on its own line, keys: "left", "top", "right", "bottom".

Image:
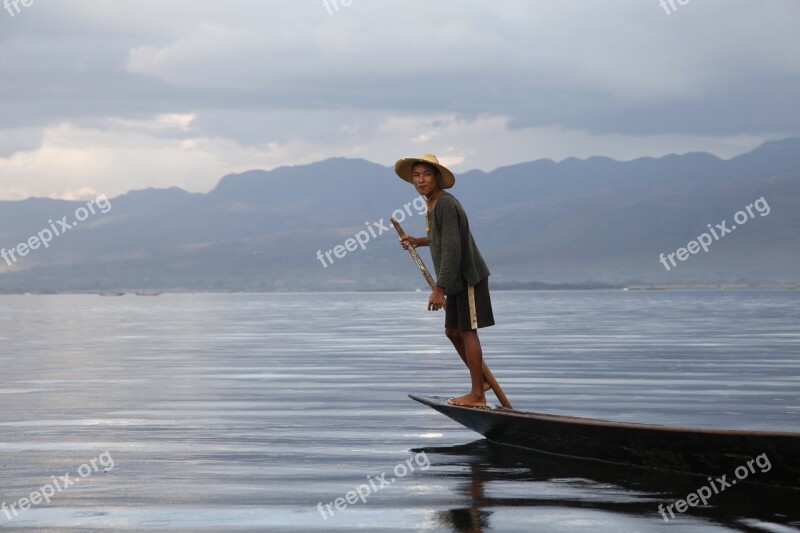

{"left": 394, "top": 154, "right": 455, "bottom": 189}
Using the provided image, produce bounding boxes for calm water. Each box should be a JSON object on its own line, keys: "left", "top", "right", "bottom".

{"left": 0, "top": 291, "right": 798, "bottom": 532}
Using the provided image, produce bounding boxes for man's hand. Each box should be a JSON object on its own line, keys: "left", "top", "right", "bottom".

{"left": 428, "top": 286, "right": 445, "bottom": 311}
{"left": 400, "top": 235, "right": 428, "bottom": 249}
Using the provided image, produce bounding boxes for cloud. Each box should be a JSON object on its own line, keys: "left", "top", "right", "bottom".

{"left": 0, "top": 0, "right": 799, "bottom": 199}
{"left": 0, "top": 120, "right": 240, "bottom": 200}
{"left": 0, "top": 112, "right": 777, "bottom": 200}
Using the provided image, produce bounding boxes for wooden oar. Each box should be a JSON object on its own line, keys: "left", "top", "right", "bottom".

{"left": 391, "top": 217, "right": 513, "bottom": 409}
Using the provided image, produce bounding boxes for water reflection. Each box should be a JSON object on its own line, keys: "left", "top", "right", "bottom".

{"left": 1, "top": 292, "right": 797, "bottom": 530}
{"left": 438, "top": 459, "right": 492, "bottom": 532}
{"left": 415, "top": 440, "right": 800, "bottom": 532}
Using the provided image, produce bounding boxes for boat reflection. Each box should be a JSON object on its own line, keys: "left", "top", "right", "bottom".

{"left": 413, "top": 440, "right": 800, "bottom": 532}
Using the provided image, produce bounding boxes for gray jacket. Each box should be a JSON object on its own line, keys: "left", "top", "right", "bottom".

{"left": 427, "top": 191, "right": 490, "bottom": 295}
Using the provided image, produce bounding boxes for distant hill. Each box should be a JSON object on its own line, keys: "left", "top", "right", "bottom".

{"left": 0, "top": 139, "right": 798, "bottom": 292}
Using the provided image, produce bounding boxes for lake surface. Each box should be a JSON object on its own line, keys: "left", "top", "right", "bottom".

{"left": 0, "top": 290, "right": 798, "bottom": 531}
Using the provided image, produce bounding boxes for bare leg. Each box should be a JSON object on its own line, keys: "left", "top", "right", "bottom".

{"left": 447, "top": 329, "right": 486, "bottom": 407}
{"left": 445, "top": 328, "right": 491, "bottom": 391}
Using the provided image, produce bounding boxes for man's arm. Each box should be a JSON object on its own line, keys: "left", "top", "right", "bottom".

{"left": 428, "top": 285, "right": 445, "bottom": 311}
{"left": 398, "top": 235, "right": 444, "bottom": 310}
{"left": 400, "top": 236, "right": 429, "bottom": 248}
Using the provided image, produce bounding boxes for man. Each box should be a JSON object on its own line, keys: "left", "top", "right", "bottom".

{"left": 395, "top": 154, "right": 495, "bottom": 407}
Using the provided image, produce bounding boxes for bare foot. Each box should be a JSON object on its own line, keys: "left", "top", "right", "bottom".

{"left": 447, "top": 392, "right": 486, "bottom": 407}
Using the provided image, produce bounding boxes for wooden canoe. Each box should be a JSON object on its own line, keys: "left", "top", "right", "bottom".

{"left": 409, "top": 395, "right": 800, "bottom": 488}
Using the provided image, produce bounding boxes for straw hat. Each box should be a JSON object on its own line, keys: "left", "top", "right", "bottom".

{"left": 394, "top": 154, "right": 455, "bottom": 189}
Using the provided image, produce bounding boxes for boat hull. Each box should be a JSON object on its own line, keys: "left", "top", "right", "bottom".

{"left": 409, "top": 395, "right": 800, "bottom": 488}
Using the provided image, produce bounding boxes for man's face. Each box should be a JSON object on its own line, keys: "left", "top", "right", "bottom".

{"left": 412, "top": 163, "right": 439, "bottom": 197}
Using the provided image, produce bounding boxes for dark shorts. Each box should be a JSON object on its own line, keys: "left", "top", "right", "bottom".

{"left": 445, "top": 277, "right": 495, "bottom": 331}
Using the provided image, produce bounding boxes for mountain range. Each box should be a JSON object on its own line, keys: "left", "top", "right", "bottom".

{"left": 1, "top": 138, "right": 798, "bottom": 293}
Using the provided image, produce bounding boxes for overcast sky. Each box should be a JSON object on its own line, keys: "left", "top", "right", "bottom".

{"left": 1, "top": 0, "right": 798, "bottom": 200}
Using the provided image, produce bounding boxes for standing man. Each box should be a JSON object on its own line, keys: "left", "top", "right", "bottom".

{"left": 396, "top": 154, "right": 495, "bottom": 407}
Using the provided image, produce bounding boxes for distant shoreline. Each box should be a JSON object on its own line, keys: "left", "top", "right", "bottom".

{"left": 1, "top": 284, "right": 798, "bottom": 296}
